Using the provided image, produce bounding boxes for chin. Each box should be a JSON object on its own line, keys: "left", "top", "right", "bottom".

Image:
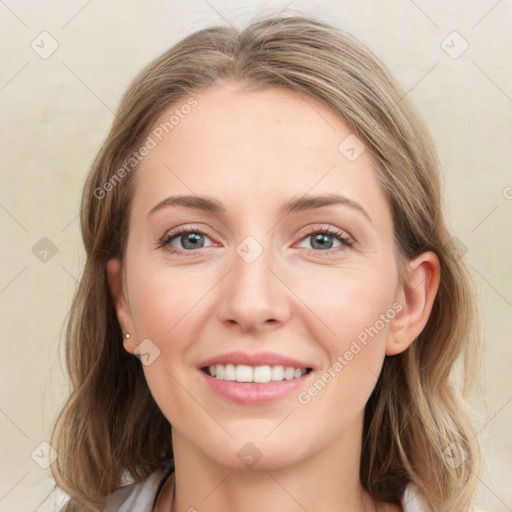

{"left": 204, "top": 436, "right": 308, "bottom": 472}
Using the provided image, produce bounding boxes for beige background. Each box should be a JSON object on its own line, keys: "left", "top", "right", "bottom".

{"left": 0, "top": 1, "right": 511, "bottom": 510}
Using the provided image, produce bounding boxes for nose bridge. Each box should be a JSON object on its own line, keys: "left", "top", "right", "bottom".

{"left": 217, "top": 231, "right": 290, "bottom": 330}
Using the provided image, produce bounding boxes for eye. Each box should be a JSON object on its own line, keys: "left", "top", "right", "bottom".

{"left": 158, "top": 226, "right": 217, "bottom": 254}
{"left": 157, "top": 225, "right": 354, "bottom": 256}
{"left": 295, "top": 226, "right": 353, "bottom": 254}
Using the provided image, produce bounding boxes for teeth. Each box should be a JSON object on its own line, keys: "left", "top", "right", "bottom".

{"left": 253, "top": 365, "right": 271, "bottom": 383}
{"left": 224, "top": 364, "right": 236, "bottom": 381}
{"left": 284, "top": 367, "right": 295, "bottom": 380}
{"left": 206, "top": 364, "right": 308, "bottom": 383}
{"left": 236, "top": 364, "right": 253, "bottom": 382}
{"left": 271, "top": 365, "right": 284, "bottom": 380}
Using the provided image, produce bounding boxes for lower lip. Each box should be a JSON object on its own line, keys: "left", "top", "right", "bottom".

{"left": 199, "top": 369, "right": 313, "bottom": 405}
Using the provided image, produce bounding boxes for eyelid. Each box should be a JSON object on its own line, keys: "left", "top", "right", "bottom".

{"left": 158, "top": 224, "right": 219, "bottom": 253}
{"left": 158, "top": 223, "right": 354, "bottom": 255}
{"left": 294, "top": 224, "right": 354, "bottom": 244}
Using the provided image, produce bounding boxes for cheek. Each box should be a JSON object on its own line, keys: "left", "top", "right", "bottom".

{"left": 295, "top": 266, "right": 397, "bottom": 406}
{"left": 126, "top": 247, "right": 398, "bottom": 415}
{"left": 294, "top": 263, "right": 398, "bottom": 344}
{"left": 126, "top": 266, "right": 203, "bottom": 423}
{"left": 128, "top": 262, "right": 206, "bottom": 343}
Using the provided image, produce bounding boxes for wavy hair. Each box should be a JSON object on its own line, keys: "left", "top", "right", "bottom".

{"left": 50, "top": 12, "right": 485, "bottom": 511}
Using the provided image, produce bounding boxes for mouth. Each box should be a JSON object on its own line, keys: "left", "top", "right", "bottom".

{"left": 201, "top": 364, "right": 313, "bottom": 383}
{"left": 197, "top": 351, "right": 315, "bottom": 404}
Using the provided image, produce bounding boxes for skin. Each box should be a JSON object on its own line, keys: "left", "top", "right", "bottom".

{"left": 107, "top": 82, "right": 440, "bottom": 512}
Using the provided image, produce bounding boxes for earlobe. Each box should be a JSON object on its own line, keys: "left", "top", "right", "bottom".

{"left": 106, "top": 258, "right": 137, "bottom": 354}
{"left": 386, "top": 251, "right": 441, "bottom": 356}
{"left": 122, "top": 332, "right": 138, "bottom": 355}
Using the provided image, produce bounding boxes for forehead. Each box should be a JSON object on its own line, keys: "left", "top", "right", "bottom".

{"left": 130, "top": 83, "right": 390, "bottom": 225}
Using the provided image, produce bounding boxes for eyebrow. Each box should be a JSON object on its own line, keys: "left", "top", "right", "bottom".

{"left": 147, "top": 193, "right": 372, "bottom": 223}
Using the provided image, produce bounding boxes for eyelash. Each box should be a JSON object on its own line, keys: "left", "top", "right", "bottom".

{"left": 157, "top": 224, "right": 354, "bottom": 257}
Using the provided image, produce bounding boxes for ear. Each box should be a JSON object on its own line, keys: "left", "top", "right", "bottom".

{"left": 386, "top": 251, "right": 441, "bottom": 356}
{"left": 106, "top": 258, "right": 138, "bottom": 355}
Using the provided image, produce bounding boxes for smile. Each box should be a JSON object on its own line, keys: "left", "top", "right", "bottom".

{"left": 203, "top": 364, "right": 312, "bottom": 383}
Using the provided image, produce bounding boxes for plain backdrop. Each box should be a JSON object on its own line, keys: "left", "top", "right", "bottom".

{"left": 0, "top": 1, "right": 511, "bottom": 510}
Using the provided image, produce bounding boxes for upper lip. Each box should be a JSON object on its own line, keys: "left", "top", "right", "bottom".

{"left": 198, "top": 351, "right": 313, "bottom": 370}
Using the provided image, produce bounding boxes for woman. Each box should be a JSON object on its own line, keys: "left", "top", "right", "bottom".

{"left": 50, "top": 13, "right": 485, "bottom": 512}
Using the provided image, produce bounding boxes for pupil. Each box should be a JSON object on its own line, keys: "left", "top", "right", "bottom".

{"left": 312, "top": 233, "right": 332, "bottom": 250}
{"left": 183, "top": 233, "right": 203, "bottom": 249}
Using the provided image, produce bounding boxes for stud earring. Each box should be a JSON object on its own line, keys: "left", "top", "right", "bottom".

{"left": 124, "top": 333, "right": 131, "bottom": 339}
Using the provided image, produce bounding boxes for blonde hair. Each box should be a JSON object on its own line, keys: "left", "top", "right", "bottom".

{"left": 50, "top": 12, "right": 484, "bottom": 511}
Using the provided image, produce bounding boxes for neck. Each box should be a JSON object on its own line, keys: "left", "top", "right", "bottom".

{"left": 167, "top": 414, "right": 385, "bottom": 512}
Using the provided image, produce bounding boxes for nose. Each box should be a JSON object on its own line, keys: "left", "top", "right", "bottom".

{"left": 216, "top": 237, "right": 291, "bottom": 334}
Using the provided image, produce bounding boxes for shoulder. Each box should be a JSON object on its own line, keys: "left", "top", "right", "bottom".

{"left": 103, "top": 469, "right": 168, "bottom": 512}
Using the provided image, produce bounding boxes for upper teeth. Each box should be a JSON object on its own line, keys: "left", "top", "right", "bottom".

{"left": 208, "top": 364, "right": 307, "bottom": 383}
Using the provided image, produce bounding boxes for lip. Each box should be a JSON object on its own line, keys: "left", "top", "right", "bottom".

{"left": 199, "top": 367, "right": 314, "bottom": 405}
{"left": 197, "top": 350, "right": 315, "bottom": 405}
{"left": 197, "top": 350, "right": 314, "bottom": 370}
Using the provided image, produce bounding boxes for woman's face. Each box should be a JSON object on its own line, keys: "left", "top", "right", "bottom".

{"left": 110, "top": 82, "right": 407, "bottom": 470}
